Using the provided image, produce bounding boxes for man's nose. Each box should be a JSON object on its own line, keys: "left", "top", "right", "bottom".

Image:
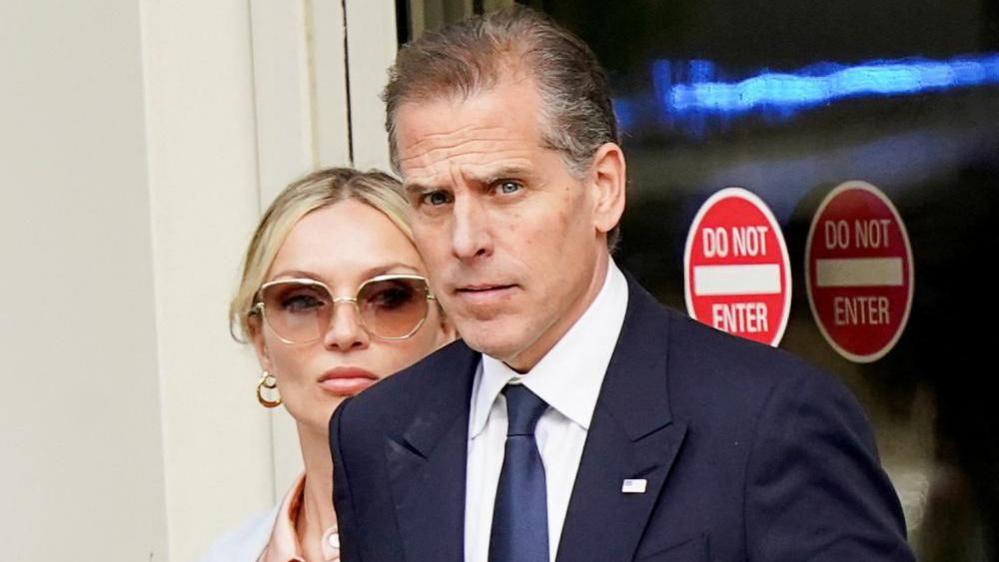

{"left": 451, "top": 195, "right": 492, "bottom": 260}
{"left": 322, "top": 301, "right": 370, "bottom": 351}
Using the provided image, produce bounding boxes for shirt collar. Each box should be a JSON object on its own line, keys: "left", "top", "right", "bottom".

{"left": 259, "top": 473, "right": 306, "bottom": 562}
{"left": 258, "top": 473, "right": 340, "bottom": 562}
{"left": 469, "top": 259, "right": 629, "bottom": 437}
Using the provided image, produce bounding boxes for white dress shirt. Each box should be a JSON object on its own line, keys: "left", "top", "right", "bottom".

{"left": 464, "top": 259, "right": 629, "bottom": 562}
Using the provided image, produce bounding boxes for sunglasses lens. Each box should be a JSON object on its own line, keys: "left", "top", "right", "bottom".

{"left": 259, "top": 281, "right": 332, "bottom": 343}
{"left": 357, "top": 277, "right": 430, "bottom": 339}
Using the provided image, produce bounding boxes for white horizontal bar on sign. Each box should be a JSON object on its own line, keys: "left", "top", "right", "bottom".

{"left": 693, "top": 264, "right": 782, "bottom": 296}
{"left": 815, "top": 257, "right": 903, "bottom": 287}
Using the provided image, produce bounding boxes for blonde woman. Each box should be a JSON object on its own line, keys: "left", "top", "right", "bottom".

{"left": 199, "top": 168, "right": 455, "bottom": 562}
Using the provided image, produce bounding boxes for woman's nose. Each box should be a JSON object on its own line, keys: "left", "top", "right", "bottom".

{"left": 322, "top": 300, "right": 371, "bottom": 351}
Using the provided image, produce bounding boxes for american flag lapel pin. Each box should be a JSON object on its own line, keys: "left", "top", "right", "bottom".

{"left": 621, "top": 478, "right": 647, "bottom": 494}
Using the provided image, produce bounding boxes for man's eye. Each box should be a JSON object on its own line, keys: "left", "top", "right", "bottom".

{"left": 422, "top": 191, "right": 452, "bottom": 206}
{"left": 496, "top": 181, "right": 522, "bottom": 194}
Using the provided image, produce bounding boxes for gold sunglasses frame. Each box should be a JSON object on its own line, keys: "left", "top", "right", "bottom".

{"left": 251, "top": 273, "right": 436, "bottom": 344}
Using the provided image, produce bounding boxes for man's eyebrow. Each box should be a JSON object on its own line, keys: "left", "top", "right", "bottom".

{"left": 476, "top": 165, "right": 532, "bottom": 184}
{"left": 403, "top": 181, "right": 435, "bottom": 195}
{"left": 448, "top": 165, "right": 533, "bottom": 188}
{"left": 402, "top": 165, "right": 533, "bottom": 194}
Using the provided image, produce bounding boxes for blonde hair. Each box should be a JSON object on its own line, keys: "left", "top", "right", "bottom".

{"left": 229, "top": 167, "right": 411, "bottom": 342}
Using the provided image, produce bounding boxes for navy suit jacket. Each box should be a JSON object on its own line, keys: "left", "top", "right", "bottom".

{"left": 330, "top": 276, "right": 914, "bottom": 561}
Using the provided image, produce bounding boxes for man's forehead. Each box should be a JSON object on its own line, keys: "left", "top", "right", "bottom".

{"left": 391, "top": 70, "right": 554, "bottom": 183}
{"left": 401, "top": 153, "right": 536, "bottom": 189}
{"left": 398, "top": 132, "right": 533, "bottom": 175}
{"left": 399, "top": 123, "right": 513, "bottom": 157}
{"left": 396, "top": 121, "right": 541, "bottom": 180}
{"left": 396, "top": 76, "right": 542, "bottom": 135}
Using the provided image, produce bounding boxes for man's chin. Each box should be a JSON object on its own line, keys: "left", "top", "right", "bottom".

{"left": 456, "top": 324, "right": 526, "bottom": 364}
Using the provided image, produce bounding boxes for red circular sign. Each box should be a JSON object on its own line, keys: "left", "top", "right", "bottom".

{"left": 684, "top": 188, "right": 792, "bottom": 347}
{"left": 806, "top": 181, "right": 914, "bottom": 363}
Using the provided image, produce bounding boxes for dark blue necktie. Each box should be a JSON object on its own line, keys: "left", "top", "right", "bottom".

{"left": 488, "top": 384, "right": 551, "bottom": 562}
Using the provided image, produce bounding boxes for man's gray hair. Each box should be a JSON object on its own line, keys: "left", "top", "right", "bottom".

{"left": 383, "top": 6, "right": 621, "bottom": 246}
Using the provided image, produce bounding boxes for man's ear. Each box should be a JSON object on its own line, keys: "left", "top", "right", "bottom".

{"left": 589, "top": 142, "right": 627, "bottom": 237}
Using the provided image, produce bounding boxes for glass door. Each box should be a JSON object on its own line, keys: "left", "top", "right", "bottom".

{"left": 399, "top": 1, "right": 999, "bottom": 559}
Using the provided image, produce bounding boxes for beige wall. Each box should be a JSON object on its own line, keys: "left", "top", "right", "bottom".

{"left": 141, "top": 1, "right": 274, "bottom": 560}
{"left": 0, "top": 0, "right": 396, "bottom": 560}
{"left": 0, "top": 0, "right": 168, "bottom": 560}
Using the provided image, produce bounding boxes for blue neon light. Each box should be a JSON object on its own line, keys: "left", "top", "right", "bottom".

{"left": 658, "top": 54, "right": 999, "bottom": 116}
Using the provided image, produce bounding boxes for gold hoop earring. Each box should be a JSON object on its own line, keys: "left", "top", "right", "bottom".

{"left": 256, "top": 371, "right": 282, "bottom": 408}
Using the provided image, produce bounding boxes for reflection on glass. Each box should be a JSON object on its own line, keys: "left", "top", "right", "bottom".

{"left": 612, "top": 54, "right": 999, "bottom": 138}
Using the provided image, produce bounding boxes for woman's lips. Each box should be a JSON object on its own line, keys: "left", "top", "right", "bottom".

{"left": 318, "top": 366, "right": 379, "bottom": 397}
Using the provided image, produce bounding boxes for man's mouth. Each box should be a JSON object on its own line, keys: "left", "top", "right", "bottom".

{"left": 457, "top": 283, "right": 515, "bottom": 292}
{"left": 454, "top": 284, "right": 518, "bottom": 302}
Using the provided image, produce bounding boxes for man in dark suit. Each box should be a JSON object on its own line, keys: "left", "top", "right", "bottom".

{"left": 330, "top": 7, "right": 914, "bottom": 561}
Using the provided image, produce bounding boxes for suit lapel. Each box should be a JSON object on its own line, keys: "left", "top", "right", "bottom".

{"left": 384, "top": 342, "right": 479, "bottom": 562}
{"left": 556, "top": 280, "right": 688, "bottom": 562}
